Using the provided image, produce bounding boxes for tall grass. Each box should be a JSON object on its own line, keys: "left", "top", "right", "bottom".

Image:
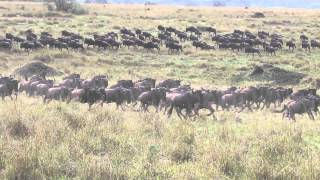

{"left": 0, "top": 1, "right": 320, "bottom": 179}
{"left": 0, "top": 97, "right": 320, "bottom": 179}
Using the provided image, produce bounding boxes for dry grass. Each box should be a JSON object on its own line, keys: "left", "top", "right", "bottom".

{"left": 0, "top": 1, "right": 320, "bottom": 179}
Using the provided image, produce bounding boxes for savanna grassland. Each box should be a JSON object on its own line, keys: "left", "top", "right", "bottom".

{"left": 1, "top": 1, "right": 320, "bottom": 179}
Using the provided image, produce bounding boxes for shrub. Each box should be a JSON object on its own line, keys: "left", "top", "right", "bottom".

{"left": 46, "top": 0, "right": 88, "bottom": 15}
{"left": 6, "top": 119, "right": 30, "bottom": 139}
{"left": 252, "top": 12, "right": 265, "bottom": 18}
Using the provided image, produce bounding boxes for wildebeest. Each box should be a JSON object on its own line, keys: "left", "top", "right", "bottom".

{"left": 157, "top": 25, "right": 165, "bottom": 32}
{"left": 138, "top": 88, "right": 167, "bottom": 111}
{"left": 245, "top": 47, "right": 261, "bottom": 56}
{"left": 110, "top": 80, "right": 134, "bottom": 89}
{"left": 166, "top": 42, "right": 183, "bottom": 54}
{"left": 157, "top": 79, "right": 180, "bottom": 89}
{"left": 122, "top": 39, "right": 136, "bottom": 49}
{"left": 311, "top": 40, "right": 320, "bottom": 49}
{"left": 72, "top": 88, "right": 105, "bottom": 109}
{"left": 135, "top": 78, "right": 156, "bottom": 90}
{"left": 265, "top": 46, "right": 277, "bottom": 56}
{"left": 82, "top": 75, "right": 108, "bottom": 89}
{"left": 0, "top": 40, "right": 12, "bottom": 50}
{"left": 286, "top": 41, "right": 296, "bottom": 51}
{"left": 282, "top": 98, "right": 315, "bottom": 121}
{"left": 167, "top": 90, "right": 203, "bottom": 119}
{"left": 103, "top": 87, "right": 132, "bottom": 109}
{"left": 59, "top": 76, "right": 82, "bottom": 89}
{"left": 0, "top": 77, "right": 18, "bottom": 100}
{"left": 220, "top": 92, "right": 244, "bottom": 111}
{"left": 43, "top": 86, "right": 71, "bottom": 103}
{"left": 302, "top": 41, "right": 311, "bottom": 52}
{"left": 68, "top": 41, "right": 84, "bottom": 50}
{"left": 20, "top": 41, "right": 43, "bottom": 54}
{"left": 84, "top": 38, "right": 96, "bottom": 48}
{"left": 144, "top": 42, "right": 160, "bottom": 51}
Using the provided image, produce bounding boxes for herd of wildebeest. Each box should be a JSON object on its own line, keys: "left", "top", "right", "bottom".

{"left": 0, "top": 73, "right": 319, "bottom": 121}
{"left": 0, "top": 25, "right": 319, "bottom": 55}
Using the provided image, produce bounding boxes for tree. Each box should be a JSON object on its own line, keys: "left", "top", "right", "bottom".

{"left": 45, "top": 0, "right": 88, "bottom": 15}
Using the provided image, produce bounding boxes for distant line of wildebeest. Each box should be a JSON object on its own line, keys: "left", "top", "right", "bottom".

{"left": 0, "top": 25, "right": 319, "bottom": 55}
{"left": 0, "top": 73, "right": 319, "bottom": 121}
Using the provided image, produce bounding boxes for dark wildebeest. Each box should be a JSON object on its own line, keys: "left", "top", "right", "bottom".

{"left": 311, "top": 40, "right": 320, "bottom": 49}
{"left": 186, "top": 26, "right": 200, "bottom": 35}
{"left": 82, "top": 75, "right": 108, "bottom": 89}
{"left": 260, "top": 87, "right": 280, "bottom": 109}
{"left": 59, "top": 77, "right": 82, "bottom": 89}
{"left": 142, "top": 32, "right": 153, "bottom": 40}
{"left": 167, "top": 90, "right": 203, "bottom": 119}
{"left": 290, "top": 89, "right": 316, "bottom": 100}
{"left": 300, "top": 35, "right": 309, "bottom": 41}
{"left": 36, "top": 83, "right": 54, "bottom": 97}
{"left": 144, "top": 42, "right": 160, "bottom": 52}
{"left": 94, "top": 39, "right": 110, "bottom": 50}
{"left": 193, "top": 90, "right": 217, "bottom": 118}
{"left": 20, "top": 41, "right": 42, "bottom": 54}
{"left": 5, "top": 33, "right": 14, "bottom": 40}
{"left": 166, "top": 42, "right": 183, "bottom": 54}
{"left": 220, "top": 92, "right": 244, "bottom": 111}
{"left": 84, "top": 38, "right": 96, "bottom": 48}
{"left": 282, "top": 98, "right": 315, "bottom": 121}
{"left": 302, "top": 41, "right": 311, "bottom": 52}
{"left": 103, "top": 87, "right": 132, "bottom": 109}
{"left": 26, "top": 80, "right": 53, "bottom": 96}
{"left": 157, "top": 79, "right": 181, "bottom": 89}
{"left": 68, "top": 41, "right": 84, "bottom": 51}
{"left": 122, "top": 39, "right": 136, "bottom": 49}
{"left": 138, "top": 88, "right": 167, "bottom": 112}
{"left": 286, "top": 41, "right": 296, "bottom": 51}
{"left": 0, "top": 41, "right": 12, "bottom": 50}
{"left": 135, "top": 78, "right": 156, "bottom": 90}
{"left": 54, "top": 41, "right": 69, "bottom": 51}
{"left": 265, "top": 46, "right": 277, "bottom": 56}
{"left": 245, "top": 47, "right": 261, "bottom": 57}
{"left": 76, "top": 88, "right": 106, "bottom": 109}
{"left": 0, "top": 77, "right": 18, "bottom": 100}
{"left": 110, "top": 80, "right": 134, "bottom": 89}
{"left": 158, "top": 25, "right": 166, "bottom": 31}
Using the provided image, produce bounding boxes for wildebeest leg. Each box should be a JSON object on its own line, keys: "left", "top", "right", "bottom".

{"left": 282, "top": 111, "right": 287, "bottom": 120}
{"left": 246, "top": 103, "right": 253, "bottom": 112}
{"left": 121, "top": 104, "right": 126, "bottom": 111}
{"left": 308, "top": 111, "right": 315, "bottom": 120}
{"left": 167, "top": 104, "right": 174, "bottom": 118}
{"left": 290, "top": 112, "right": 296, "bottom": 122}
{"left": 206, "top": 104, "right": 215, "bottom": 116}
{"left": 273, "top": 102, "right": 277, "bottom": 109}
{"left": 261, "top": 100, "right": 267, "bottom": 110}
{"left": 175, "top": 107, "right": 186, "bottom": 119}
